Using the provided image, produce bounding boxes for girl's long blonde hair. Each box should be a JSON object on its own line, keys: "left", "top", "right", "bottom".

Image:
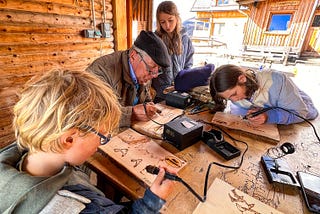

{"left": 156, "top": 1, "right": 182, "bottom": 55}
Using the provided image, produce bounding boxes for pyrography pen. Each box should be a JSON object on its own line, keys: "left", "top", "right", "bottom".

{"left": 146, "top": 165, "right": 206, "bottom": 202}
{"left": 242, "top": 107, "right": 273, "bottom": 120}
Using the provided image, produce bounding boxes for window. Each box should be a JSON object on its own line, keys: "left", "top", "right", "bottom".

{"left": 218, "top": 0, "right": 229, "bottom": 5}
{"left": 195, "top": 21, "right": 210, "bottom": 31}
{"left": 183, "top": 18, "right": 210, "bottom": 37}
{"left": 195, "top": 22, "right": 203, "bottom": 30}
{"left": 218, "top": 0, "right": 237, "bottom": 5}
{"left": 312, "top": 15, "right": 320, "bottom": 27}
{"left": 268, "top": 14, "right": 292, "bottom": 31}
{"left": 213, "top": 23, "right": 225, "bottom": 36}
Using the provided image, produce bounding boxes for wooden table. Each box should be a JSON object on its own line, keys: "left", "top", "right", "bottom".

{"left": 86, "top": 110, "right": 320, "bottom": 214}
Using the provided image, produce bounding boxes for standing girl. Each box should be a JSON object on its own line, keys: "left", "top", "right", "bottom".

{"left": 152, "top": 0, "right": 195, "bottom": 100}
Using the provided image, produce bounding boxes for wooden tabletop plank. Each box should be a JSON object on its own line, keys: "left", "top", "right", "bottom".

{"left": 86, "top": 110, "right": 320, "bottom": 214}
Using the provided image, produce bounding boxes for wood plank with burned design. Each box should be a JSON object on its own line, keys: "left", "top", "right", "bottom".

{"left": 131, "top": 103, "right": 184, "bottom": 139}
{"left": 211, "top": 112, "right": 280, "bottom": 142}
{"left": 193, "top": 178, "right": 283, "bottom": 214}
{"left": 98, "top": 128, "right": 187, "bottom": 187}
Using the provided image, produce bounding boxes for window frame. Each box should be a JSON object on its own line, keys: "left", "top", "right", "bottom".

{"left": 266, "top": 12, "right": 293, "bottom": 34}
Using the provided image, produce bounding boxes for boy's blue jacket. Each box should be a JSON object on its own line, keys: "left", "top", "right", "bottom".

{"left": 0, "top": 143, "right": 165, "bottom": 213}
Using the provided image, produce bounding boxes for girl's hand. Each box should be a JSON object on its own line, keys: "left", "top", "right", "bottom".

{"left": 248, "top": 111, "right": 268, "bottom": 124}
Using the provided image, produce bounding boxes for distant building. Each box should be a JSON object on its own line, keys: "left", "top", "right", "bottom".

{"left": 190, "top": 0, "right": 248, "bottom": 52}
{"left": 236, "top": 0, "right": 320, "bottom": 62}
{"left": 183, "top": 17, "right": 211, "bottom": 37}
{"left": 191, "top": 0, "right": 320, "bottom": 63}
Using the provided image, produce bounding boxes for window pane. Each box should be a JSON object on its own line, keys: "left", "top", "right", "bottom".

{"left": 204, "top": 23, "right": 210, "bottom": 30}
{"left": 268, "top": 14, "right": 291, "bottom": 31}
{"left": 312, "top": 15, "right": 320, "bottom": 27}
{"left": 196, "top": 22, "right": 204, "bottom": 30}
{"left": 218, "top": 0, "right": 229, "bottom": 5}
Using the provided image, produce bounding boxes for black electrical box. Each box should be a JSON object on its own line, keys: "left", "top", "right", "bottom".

{"left": 165, "top": 91, "right": 192, "bottom": 109}
{"left": 202, "top": 130, "right": 241, "bottom": 160}
{"left": 261, "top": 155, "right": 300, "bottom": 188}
{"left": 163, "top": 116, "right": 203, "bottom": 150}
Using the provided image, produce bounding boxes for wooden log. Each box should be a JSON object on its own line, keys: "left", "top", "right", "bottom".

{"left": 0, "top": 0, "right": 113, "bottom": 18}
{"left": 0, "top": 32, "right": 114, "bottom": 45}
{"left": 0, "top": 41, "right": 114, "bottom": 56}
{"left": 0, "top": 92, "right": 19, "bottom": 109}
{"left": 0, "top": 0, "right": 116, "bottom": 149}
{"left": 0, "top": 48, "right": 112, "bottom": 67}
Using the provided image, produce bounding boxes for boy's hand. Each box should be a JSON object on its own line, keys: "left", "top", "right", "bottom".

{"left": 150, "top": 167, "right": 175, "bottom": 200}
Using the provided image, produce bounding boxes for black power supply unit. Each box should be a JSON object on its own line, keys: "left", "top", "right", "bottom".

{"left": 165, "top": 91, "right": 192, "bottom": 109}
{"left": 163, "top": 116, "right": 203, "bottom": 150}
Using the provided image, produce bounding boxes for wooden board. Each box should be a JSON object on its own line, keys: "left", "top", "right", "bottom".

{"left": 193, "top": 178, "right": 283, "bottom": 214}
{"left": 98, "top": 128, "right": 187, "bottom": 186}
{"left": 131, "top": 103, "right": 184, "bottom": 139}
{"left": 211, "top": 112, "right": 280, "bottom": 142}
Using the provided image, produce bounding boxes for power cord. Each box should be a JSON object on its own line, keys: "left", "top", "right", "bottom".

{"left": 273, "top": 106, "right": 320, "bottom": 142}
{"left": 142, "top": 102, "right": 185, "bottom": 126}
{"left": 145, "top": 105, "right": 319, "bottom": 202}
{"left": 245, "top": 106, "right": 319, "bottom": 142}
{"left": 146, "top": 120, "right": 249, "bottom": 202}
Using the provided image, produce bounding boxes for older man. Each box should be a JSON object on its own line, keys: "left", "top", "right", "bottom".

{"left": 86, "top": 31, "right": 170, "bottom": 127}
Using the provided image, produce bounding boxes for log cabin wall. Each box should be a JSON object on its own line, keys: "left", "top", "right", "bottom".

{"left": 243, "top": 0, "right": 318, "bottom": 54}
{"left": 0, "top": 0, "right": 115, "bottom": 148}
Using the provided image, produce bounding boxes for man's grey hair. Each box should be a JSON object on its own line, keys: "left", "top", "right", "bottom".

{"left": 131, "top": 45, "right": 149, "bottom": 58}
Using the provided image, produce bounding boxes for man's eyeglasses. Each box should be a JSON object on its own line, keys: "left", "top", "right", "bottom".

{"left": 83, "top": 125, "right": 111, "bottom": 145}
{"left": 137, "top": 52, "right": 162, "bottom": 76}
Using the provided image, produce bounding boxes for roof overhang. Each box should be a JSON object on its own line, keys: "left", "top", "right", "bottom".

{"left": 236, "top": 0, "right": 267, "bottom": 5}
{"left": 191, "top": 4, "right": 248, "bottom": 12}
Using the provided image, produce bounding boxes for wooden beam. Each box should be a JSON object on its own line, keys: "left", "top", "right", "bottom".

{"left": 112, "top": 0, "right": 128, "bottom": 50}
{"left": 127, "top": 0, "right": 133, "bottom": 47}
{"left": 147, "top": 0, "right": 153, "bottom": 30}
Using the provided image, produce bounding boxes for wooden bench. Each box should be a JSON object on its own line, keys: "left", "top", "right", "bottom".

{"left": 241, "top": 45, "right": 300, "bottom": 64}
{"left": 192, "top": 36, "right": 227, "bottom": 48}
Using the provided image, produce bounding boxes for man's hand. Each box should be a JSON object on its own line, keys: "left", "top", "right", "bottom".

{"left": 132, "top": 102, "right": 161, "bottom": 122}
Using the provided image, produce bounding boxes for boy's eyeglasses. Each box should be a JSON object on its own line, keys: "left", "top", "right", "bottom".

{"left": 137, "top": 52, "right": 163, "bottom": 76}
{"left": 83, "top": 125, "right": 111, "bottom": 145}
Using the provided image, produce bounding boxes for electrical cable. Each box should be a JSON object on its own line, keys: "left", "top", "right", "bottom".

{"left": 256, "top": 106, "right": 319, "bottom": 142}
{"left": 147, "top": 119, "right": 249, "bottom": 202}
{"left": 142, "top": 102, "right": 249, "bottom": 202}
{"left": 273, "top": 106, "right": 320, "bottom": 142}
{"left": 142, "top": 102, "right": 185, "bottom": 126}
{"left": 161, "top": 105, "right": 320, "bottom": 202}
{"left": 145, "top": 105, "right": 319, "bottom": 202}
{"left": 241, "top": 106, "right": 319, "bottom": 142}
{"left": 266, "top": 142, "right": 295, "bottom": 159}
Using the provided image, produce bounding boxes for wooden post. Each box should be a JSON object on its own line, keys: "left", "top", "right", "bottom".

{"left": 282, "top": 47, "right": 290, "bottom": 66}
{"left": 112, "top": 0, "right": 128, "bottom": 50}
